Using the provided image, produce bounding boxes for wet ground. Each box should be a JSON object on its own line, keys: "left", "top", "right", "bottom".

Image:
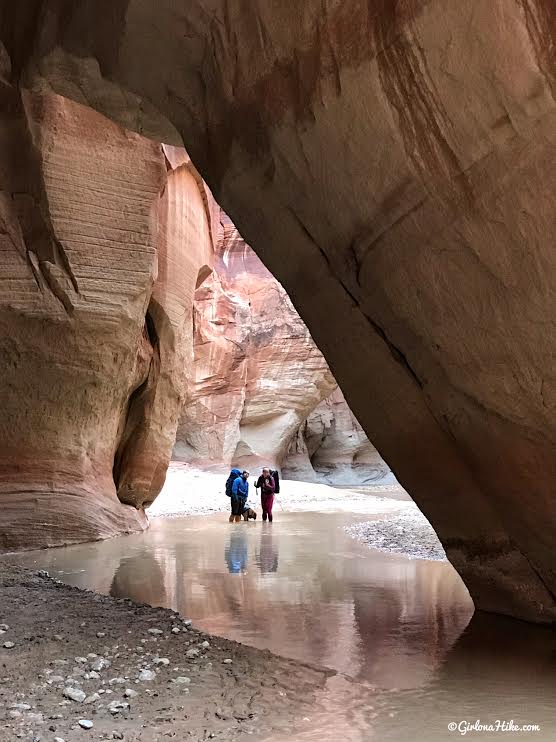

{"left": 6, "top": 511, "right": 556, "bottom": 741}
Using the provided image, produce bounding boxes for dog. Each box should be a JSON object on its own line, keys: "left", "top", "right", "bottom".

{"left": 242, "top": 507, "right": 257, "bottom": 521}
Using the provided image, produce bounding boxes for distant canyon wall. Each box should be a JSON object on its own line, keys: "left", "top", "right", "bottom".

{"left": 175, "top": 213, "right": 378, "bottom": 477}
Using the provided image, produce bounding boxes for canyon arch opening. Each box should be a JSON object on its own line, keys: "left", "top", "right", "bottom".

{"left": 0, "top": 1, "right": 555, "bottom": 624}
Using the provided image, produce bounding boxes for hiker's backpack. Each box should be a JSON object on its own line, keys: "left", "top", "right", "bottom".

{"left": 271, "top": 469, "right": 280, "bottom": 494}
{"left": 225, "top": 468, "right": 241, "bottom": 497}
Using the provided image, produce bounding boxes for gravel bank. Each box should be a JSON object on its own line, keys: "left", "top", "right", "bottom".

{"left": 345, "top": 511, "right": 447, "bottom": 561}
{"left": 0, "top": 563, "right": 329, "bottom": 742}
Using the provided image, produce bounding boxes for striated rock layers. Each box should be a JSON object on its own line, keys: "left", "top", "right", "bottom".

{"left": 175, "top": 213, "right": 336, "bottom": 470}
{"left": 1, "top": 1, "right": 556, "bottom": 622}
{"left": 283, "top": 388, "right": 393, "bottom": 487}
{"left": 0, "top": 86, "right": 215, "bottom": 549}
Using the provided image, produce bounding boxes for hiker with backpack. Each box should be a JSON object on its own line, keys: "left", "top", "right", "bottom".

{"left": 255, "top": 467, "right": 279, "bottom": 522}
{"left": 225, "top": 468, "right": 250, "bottom": 522}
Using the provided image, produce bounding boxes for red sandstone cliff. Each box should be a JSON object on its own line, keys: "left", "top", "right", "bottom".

{"left": 0, "top": 89, "right": 215, "bottom": 549}
{"left": 175, "top": 213, "right": 338, "bottom": 471}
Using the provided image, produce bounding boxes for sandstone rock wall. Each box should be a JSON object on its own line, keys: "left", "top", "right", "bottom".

{"left": 0, "top": 86, "right": 215, "bottom": 549}
{"left": 2, "top": 1, "right": 556, "bottom": 622}
{"left": 175, "top": 213, "right": 336, "bottom": 471}
{"left": 283, "top": 388, "right": 392, "bottom": 487}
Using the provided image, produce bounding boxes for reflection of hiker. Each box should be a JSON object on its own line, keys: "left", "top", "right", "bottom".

{"left": 255, "top": 467, "right": 276, "bottom": 522}
{"left": 225, "top": 530, "right": 248, "bottom": 573}
{"left": 257, "top": 528, "right": 278, "bottom": 574}
{"left": 230, "top": 469, "right": 250, "bottom": 523}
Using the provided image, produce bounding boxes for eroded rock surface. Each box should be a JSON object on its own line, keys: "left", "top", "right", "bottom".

{"left": 1, "top": 1, "right": 555, "bottom": 621}
{"left": 0, "top": 87, "right": 215, "bottom": 548}
{"left": 283, "top": 388, "right": 392, "bottom": 486}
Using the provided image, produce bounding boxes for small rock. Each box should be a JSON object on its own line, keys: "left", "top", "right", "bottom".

{"left": 8, "top": 710, "right": 22, "bottom": 719}
{"left": 78, "top": 719, "right": 93, "bottom": 730}
{"left": 27, "top": 712, "right": 44, "bottom": 723}
{"left": 112, "top": 733, "right": 124, "bottom": 740}
{"left": 84, "top": 671, "right": 100, "bottom": 680}
{"left": 138, "top": 669, "right": 156, "bottom": 681}
{"left": 91, "top": 657, "right": 110, "bottom": 672}
{"left": 154, "top": 657, "right": 169, "bottom": 666}
{"left": 171, "top": 627, "right": 180, "bottom": 635}
{"left": 47, "top": 675, "right": 65, "bottom": 684}
{"left": 174, "top": 676, "right": 191, "bottom": 684}
{"left": 2, "top": 641, "right": 15, "bottom": 649}
{"left": 37, "top": 569, "right": 50, "bottom": 578}
{"left": 63, "top": 686, "right": 86, "bottom": 703}
{"left": 84, "top": 693, "right": 100, "bottom": 704}
{"left": 185, "top": 648, "right": 200, "bottom": 659}
{"left": 75, "top": 656, "right": 88, "bottom": 663}
{"left": 53, "top": 635, "right": 64, "bottom": 642}
{"left": 182, "top": 619, "right": 192, "bottom": 627}
{"left": 123, "top": 688, "right": 138, "bottom": 698}
{"left": 108, "top": 677, "right": 126, "bottom": 684}
{"left": 200, "top": 641, "right": 210, "bottom": 649}
{"left": 96, "top": 632, "right": 106, "bottom": 638}
{"left": 0, "top": 623, "right": 9, "bottom": 631}
{"left": 10, "top": 703, "right": 31, "bottom": 711}
{"left": 223, "top": 658, "right": 233, "bottom": 664}
{"left": 54, "top": 738, "right": 65, "bottom": 742}
{"left": 147, "top": 628, "right": 163, "bottom": 635}
{"left": 108, "top": 700, "right": 130, "bottom": 715}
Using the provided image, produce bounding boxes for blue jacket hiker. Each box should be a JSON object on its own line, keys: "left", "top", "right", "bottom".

{"left": 228, "top": 469, "right": 250, "bottom": 522}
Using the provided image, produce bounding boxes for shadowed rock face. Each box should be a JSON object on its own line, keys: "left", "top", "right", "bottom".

{"left": 283, "top": 388, "right": 392, "bottom": 487}
{"left": 1, "top": 1, "right": 555, "bottom": 621}
{"left": 175, "top": 212, "right": 336, "bottom": 470}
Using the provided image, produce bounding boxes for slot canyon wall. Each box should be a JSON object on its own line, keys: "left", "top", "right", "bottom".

{"left": 175, "top": 213, "right": 369, "bottom": 474}
{"left": 282, "top": 387, "right": 393, "bottom": 487}
{"left": 0, "top": 86, "right": 216, "bottom": 549}
{"left": 0, "top": 1, "right": 555, "bottom": 623}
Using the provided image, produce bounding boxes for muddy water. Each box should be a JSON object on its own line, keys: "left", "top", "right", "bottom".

{"left": 8, "top": 511, "right": 556, "bottom": 741}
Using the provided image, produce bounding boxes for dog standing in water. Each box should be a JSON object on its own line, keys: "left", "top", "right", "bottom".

{"left": 255, "top": 468, "right": 276, "bottom": 522}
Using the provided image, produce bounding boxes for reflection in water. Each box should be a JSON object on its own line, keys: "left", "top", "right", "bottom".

{"left": 6, "top": 511, "right": 556, "bottom": 741}
{"left": 257, "top": 525, "right": 279, "bottom": 574}
{"left": 225, "top": 528, "right": 249, "bottom": 573}
{"left": 109, "top": 552, "right": 167, "bottom": 605}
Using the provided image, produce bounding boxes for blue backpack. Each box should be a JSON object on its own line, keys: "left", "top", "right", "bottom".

{"left": 225, "top": 468, "right": 242, "bottom": 497}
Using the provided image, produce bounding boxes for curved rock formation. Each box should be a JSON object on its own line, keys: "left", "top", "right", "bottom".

{"left": 175, "top": 213, "right": 336, "bottom": 470}
{"left": 0, "top": 86, "right": 215, "bottom": 549}
{"left": 283, "top": 388, "right": 393, "bottom": 486}
{"left": 1, "top": 1, "right": 555, "bottom": 621}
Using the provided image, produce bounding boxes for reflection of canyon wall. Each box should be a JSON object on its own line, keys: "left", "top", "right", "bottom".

{"left": 0, "top": 89, "right": 214, "bottom": 550}
{"left": 283, "top": 388, "right": 393, "bottom": 486}
{"left": 174, "top": 214, "right": 337, "bottom": 470}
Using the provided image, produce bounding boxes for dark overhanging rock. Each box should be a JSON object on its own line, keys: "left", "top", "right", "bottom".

{"left": 0, "top": 1, "right": 555, "bottom": 623}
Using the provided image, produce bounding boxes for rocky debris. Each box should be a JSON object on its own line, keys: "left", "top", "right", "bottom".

{"left": 223, "top": 659, "right": 233, "bottom": 664}
{"left": 78, "top": 719, "right": 93, "bottom": 729}
{"left": 108, "top": 700, "right": 130, "bottom": 715}
{"left": 147, "top": 628, "right": 163, "bottom": 635}
{"left": 0, "top": 562, "right": 327, "bottom": 739}
{"left": 345, "top": 512, "right": 447, "bottom": 562}
{"left": 0, "top": 623, "right": 9, "bottom": 631}
{"left": 63, "top": 686, "right": 86, "bottom": 703}
{"left": 138, "top": 669, "right": 156, "bottom": 681}
{"left": 91, "top": 657, "right": 110, "bottom": 672}
{"left": 3, "top": 641, "right": 15, "bottom": 648}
